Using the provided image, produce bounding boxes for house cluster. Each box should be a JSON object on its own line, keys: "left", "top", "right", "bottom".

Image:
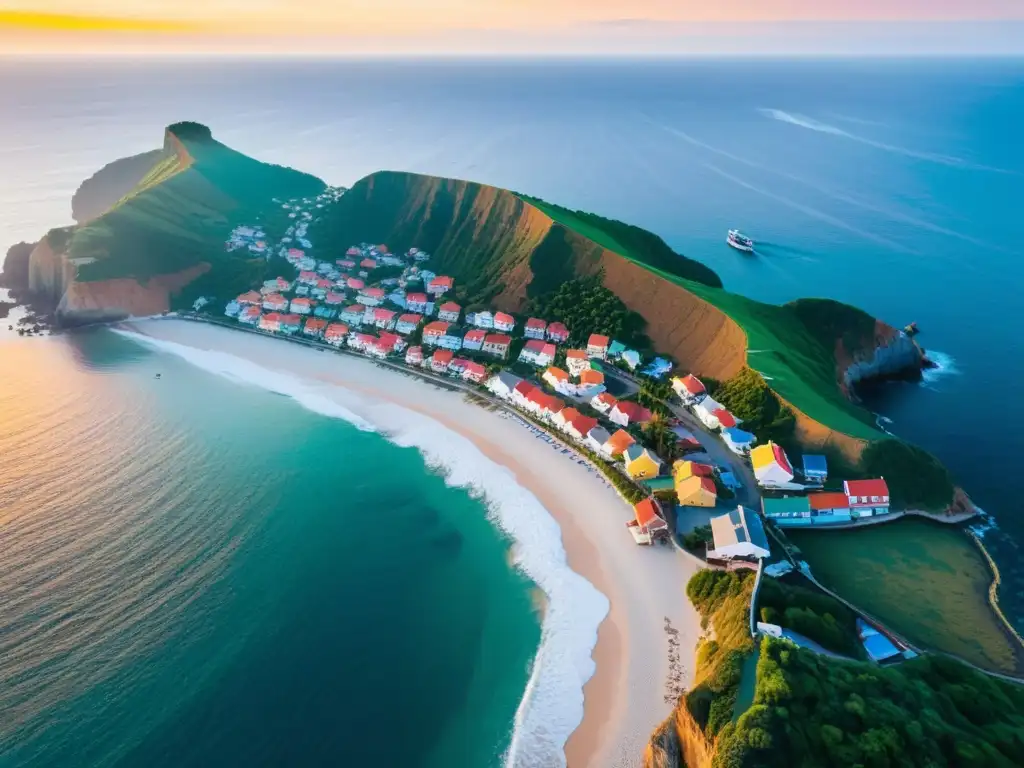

{"left": 670, "top": 374, "right": 755, "bottom": 453}
{"left": 761, "top": 478, "right": 891, "bottom": 527}
{"left": 225, "top": 224, "right": 269, "bottom": 255}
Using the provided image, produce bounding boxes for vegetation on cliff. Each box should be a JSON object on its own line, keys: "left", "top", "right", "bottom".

{"left": 861, "top": 439, "right": 955, "bottom": 510}
{"left": 70, "top": 149, "right": 164, "bottom": 224}
{"left": 712, "top": 368, "right": 796, "bottom": 446}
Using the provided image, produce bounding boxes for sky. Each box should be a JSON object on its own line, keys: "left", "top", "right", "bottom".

{"left": 2, "top": 0, "right": 1024, "bottom": 55}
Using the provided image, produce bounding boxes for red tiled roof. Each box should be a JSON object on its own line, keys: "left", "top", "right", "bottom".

{"left": 304, "top": 318, "right": 327, "bottom": 332}
{"left": 433, "top": 349, "right": 454, "bottom": 364}
{"left": 844, "top": 479, "right": 890, "bottom": 498}
{"left": 279, "top": 313, "right": 301, "bottom": 325}
{"left": 773, "top": 443, "right": 794, "bottom": 476}
{"left": 430, "top": 275, "right": 453, "bottom": 287}
{"left": 423, "top": 321, "right": 450, "bottom": 336}
{"left": 347, "top": 278, "right": 365, "bottom": 289}
{"left": 237, "top": 291, "right": 261, "bottom": 303}
{"left": 594, "top": 392, "right": 617, "bottom": 407}
{"left": 360, "top": 258, "right": 377, "bottom": 268}
{"left": 513, "top": 381, "right": 536, "bottom": 398}
{"left": 568, "top": 413, "right": 598, "bottom": 436}
{"left": 713, "top": 408, "right": 737, "bottom": 428}
{"left": 566, "top": 349, "right": 587, "bottom": 359}
{"left": 485, "top": 334, "right": 511, "bottom": 346}
{"left": 809, "top": 492, "right": 851, "bottom": 511}
{"left": 291, "top": 297, "right": 312, "bottom": 306}
{"left": 362, "top": 288, "right": 385, "bottom": 298}
{"left": 614, "top": 401, "right": 652, "bottom": 422}
{"left": 377, "top": 244, "right": 389, "bottom": 253}
{"left": 398, "top": 313, "right": 422, "bottom": 325}
{"left": 524, "top": 339, "right": 546, "bottom": 353}
{"left": 547, "top": 322, "right": 569, "bottom": 336}
{"left": 494, "top": 312, "right": 515, "bottom": 325}
{"left": 406, "top": 292, "right": 427, "bottom": 304}
{"left": 406, "top": 346, "right": 423, "bottom": 359}
{"left": 262, "top": 312, "right": 282, "bottom": 322}
{"left": 325, "top": 323, "right": 349, "bottom": 338}
{"left": 526, "top": 317, "right": 546, "bottom": 329}
{"left": 316, "top": 279, "right": 333, "bottom": 289}
{"left": 373, "top": 308, "right": 396, "bottom": 320}
{"left": 588, "top": 333, "right": 610, "bottom": 347}
{"left": 545, "top": 367, "right": 569, "bottom": 382}
{"left": 700, "top": 476, "right": 718, "bottom": 495}
{"left": 464, "top": 329, "right": 486, "bottom": 342}
{"left": 439, "top": 302, "right": 461, "bottom": 312}
{"left": 299, "top": 271, "right": 317, "bottom": 281}
{"left": 344, "top": 304, "right": 366, "bottom": 314}
{"left": 680, "top": 374, "right": 705, "bottom": 395}
{"left": 464, "top": 362, "right": 486, "bottom": 376}
{"left": 605, "top": 429, "right": 635, "bottom": 454}
{"left": 579, "top": 369, "right": 604, "bottom": 385}
{"left": 634, "top": 498, "right": 663, "bottom": 528}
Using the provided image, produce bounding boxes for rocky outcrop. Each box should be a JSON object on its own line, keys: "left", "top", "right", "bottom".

{"left": 839, "top": 321, "right": 925, "bottom": 398}
{"left": 1, "top": 241, "right": 35, "bottom": 290}
{"left": 644, "top": 702, "right": 713, "bottom": 768}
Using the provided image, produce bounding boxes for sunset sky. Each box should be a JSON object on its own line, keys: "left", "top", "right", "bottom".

{"left": 2, "top": 0, "right": 1023, "bottom": 55}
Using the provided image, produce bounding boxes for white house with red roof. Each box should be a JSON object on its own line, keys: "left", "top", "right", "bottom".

{"left": 609, "top": 401, "right": 653, "bottom": 428}
{"left": 431, "top": 349, "right": 454, "bottom": 373}
{"left": 428, "top": 275, "right": 454, "bottom": 296}
{"left": 543, "top": 366, "right": 573, "bottom": 395}
{"left": 360, "top": 258, "right": 377, "bottom": 270}
{"left": 468, "top": 311, "right": 494, "bottom": 329}
{"left": 694, "top": 397, "right": 727, "bottom": 430}
{"left": 405, "top": 346, "right": 424, "bottom": 366}
{"left": 628, "top": 499, "right": 669, "bottom": 545}
{"left": 525, "top": 389, "right": 564, "bottom": 421}
{"left": 557, "top": 409, "right": 599, "bottom": 441}
{"left": 347, "top": 277, "right": 365, "bottom": 291}
{"left": 843, "top": 479, "right": 891, "bottom": 515}
{"left": 262, "top": 293, "right": 288, "bottom": 312}
{"left": 290, "top": 297, "right": 313, "bottom": 315}
{"left": 576, "top": 369, "right": 606, "bottom": 398}
{"left": 462, "top": 328, "right": 486, "bottom": 351}
{"left": 422, "top": 321, "right": 450, "bottom": 346}
{"left": 370, "top": 307, "right": 397, "bottom": 330}
{"left": 396, "top": 313, "right": 422, "bottom": 335}
{"left": 565, "top": 349, "right": 589, "bottom": 377}
{"left": 298, "top": 270, "right": 319, "bottom": 286}
{"left": 712, "top": 408, "right": 738, "bottom": 430}
{"left": 448, "top": 358, "right": 469, "bottom": 376}
{"left": 347, "top": 332, "right": 376, "bottom": 352}
{"left": 524, "top": 318, "right": 547, "bottom": 340}
{"left": 750, "top": 441, "right": 796, "bottom": 488}
{"left": 324, "top": 323, "right": 349, "bottom": 346}
{"left": 493, "top": 312, "right": 516, "bottom": 333}
{"left": 341, "top": 304, "right": 366, "bottom": 326}
{"left": 587, "top": 334, "right": 610, "bottom": 359}
{"left": 357, "top": 287, "right": 386, "bottom": 307}
{"left": 337, "top": 258, "right": 356, "bottom": 270}
{"left": 303, "top": 317, "right": 327, "bottom": 338}
{"left": 511, "top": 380, "right": 537, "bottom": 409}
{"left": 518, "top": 339, "right": 556, "bottom": 367}
{"left": 547, "top": 322, "right": 570, "bottom": 343}
{"left": 259, "top": 313, "right": 282, "bottom": 332}
{"left": 437, "top": 302, "right": 461, "bottom": 323}
{"left": 406, "top": 293, "right": 428, "bottom": 313}
{"left": 324, "top": 291, "right": 346, "bottom": 306}
{"left": 238, "top": 305, "right": 261, "bottom": 325}
{"left": 278, "top": 314, "right": 302, "bottom": 334}
{"left": 482, "top": 334, "right": 512, "bottom": 359}
{"left": 236, "top": 290, "right": 262, "bottom": 305}
{"left": 462, "top": 362, "right": 487, "bottom": 384}
{"left": 346, "top": 246, "right": 361, "bottom": 257}
{"left": 672, "top": 374, "right": 707, "bottom": 405}
{"left": 263, "top": 276, "right": 292, "bottom": 293}
{"left": 286, "top": 247, "right": 306, "bottom": 262}
{"left": 591, "top": 392, "right": 617, "bottom": 414}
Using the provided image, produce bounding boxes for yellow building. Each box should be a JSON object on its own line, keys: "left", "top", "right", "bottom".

{"left": 676, "top": 475, "right": 718, "bottom": 507}
{"left": 672, "top": 460, "right": 715, "bottom": 483}
{"left": 624, "top": 444, "right": 662, "bottom": 479}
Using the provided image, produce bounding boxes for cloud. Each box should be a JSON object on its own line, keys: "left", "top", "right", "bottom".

{"left": 0, "top": 9, "right": 200, "bottom": 33}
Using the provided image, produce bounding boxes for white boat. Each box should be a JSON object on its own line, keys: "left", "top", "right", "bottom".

{"left": 727, "top": 229, "right": 754, "bottom": 253}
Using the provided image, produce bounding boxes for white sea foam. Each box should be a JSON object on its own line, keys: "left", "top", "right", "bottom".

{"left": 922, "top": 350, "right": 960, "bottom": 385}
{"left": 113, "top": 328, "right": 609, "bottom": 768}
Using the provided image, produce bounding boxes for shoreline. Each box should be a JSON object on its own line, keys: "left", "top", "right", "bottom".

{"left": 115, "top": 317, "right": 705, "bottom": 767}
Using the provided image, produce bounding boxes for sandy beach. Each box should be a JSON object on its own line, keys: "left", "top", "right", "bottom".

{"left": 120, "top": 318, "right": 704, "bottom": 767}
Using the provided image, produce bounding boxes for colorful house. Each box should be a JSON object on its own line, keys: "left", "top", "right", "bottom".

{"left": 348, "top": 332, "right": 377, "bottom": 352}
{"left": 707, "top": 507, "right": 770, "bottom": 563}
{"left": 762, "top": 496, "right": 812, "bottom": 523}
{"left": 341, "top": 305, "right": 366, "bottom": 326}
{"left": 602, "top": 429, "right": 636, "bottom": 458}
{"left": 673, "top": 460, "right": 715, "bottom": 483}
{"left": 324, "top": 323, "right": 349, "bottom": 346}
{"left": 722, "top": 427, "right": 756, "bottom": 455}
{"left": 694, "top": 397, "right": 727, "bottom": 430}
{"left": 360, "top": 258, "right": 377, "bottom": 270}
{"left": 422, "top": 321, "right": 451, "bottom": 346}
{"left": 290, "top": 297, "right": 313, "bottom": 315}
{"left": 396, "top": 313, "right": 422, "bottom": 335}
{"left": 750, "top": 441, "right": 796, "bottom": 488}
{"left": 547, "top": 322, "right": 570, "bottom": 343}
{"left": 447, "top": 357, "right": 469, "bottom": 376}
{"left": 406, "top": 292, "right": 428, "bottom": 313}
{"left": 624, "top": 445, "right": 663, "bottom": 479}
{"left": 591, "top": 392, "right": 617, "bottom": 414}
{"left": 675, "top": 475, "right": 717, "bottom": 507}
{"left": 468, "top": 311, "right": 494, "bottom": 329}
{"left": 236, "top": 290, "right": 262, "bottom": 306}
{"left": 368, "top": 307, "right": 395, "bottom": 330}
{"left": 585, "top": 426, "right": 612, "bottom": 454}
{"left": 462, "top": 362, "right": 487, "bottom": 384}
{"left": 511, "top": 381, "right": 537, "bottom": 409}
{"left": 576, "top": 369, "right": 605, "bottom": 398}
{"left": 542, "top": 366, "right": 572, "bottom": 394}
{"left": 482, "top": 334, "right": 512, "bottom": 359}
{"left": 525, "top": 390, "right": 564, "bottom": 421}
{"left": 462, "top": 328, "right": 486, "bottom": 351}
{"left": 405, "top": 346, "right": 424, "bottom": 366}
{"left": 712, "top": 408, "right": 738, "bottom": 429}
{"left": 303, "top": 317, "right": 327, "bottom": 338}
{"left": 259, "top": 312, "right": 281, "bottom": 332}
{"left": 565, "top": 349, "right": 590, "bottom": 377}
{"left": 358, "top": 287, "right": 386, "bottom": 307}
{"left": 262, "top": 293, "right": 288, "bottom": 312}
{"left": 438, "top": 328, "right": 464, "bottom": 351}
{"left": 325, "top": 291, "right": 346, "bottom": 306}
{"left": 519, "top": 339, "right": 556, "bottom": 367}
{"left": 562, "top": 411, "right": 598, "bottom": 441}
{"left": 802, "top": 455, "right": 829, "bottom": 485}
{"left": 587, "top": 334, "right": 610, "bottom": 359}
{"left": 428, "top": 275, "right": 453, "bottom": 296}
{"left": 238, "top": 306, "right": 261, "bottom": 325}
{"left": 493, "top": 312, "right": 516, "bottom": 333}
{"left": 487, "top": 371, "right": 523, "bottom": 400}
{"left": 437, "top": 302, "right": 461, "bottom": 323}
{"left": 347, "top": 277, "right": 365, "bottom": 291}
{"left": 524, "top": 318, "right": 547, "bottom": 340}
{"left": 843, "top": 479, "right": 891, "bottom": 516}
{"left": 278, "top": 314, "right": 302, "bottom": 334}
{"left": 609, "top": 401, "right": 652, "bottom": 428}
{"left": 627, "top": 499, "right": 669, "bottom": 545}
{"left": 297, "top": 270, "right": 319, "bottom": 286}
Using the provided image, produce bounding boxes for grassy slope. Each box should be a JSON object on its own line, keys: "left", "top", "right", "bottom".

{"left": 71, "top": 124, "right": 324, "bottom": 285}
{"left": 528, "top": 199, "right": 882, "bottom": 440}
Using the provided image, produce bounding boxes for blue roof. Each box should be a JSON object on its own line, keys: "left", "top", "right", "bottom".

{"left": 803, "top": 455, "right": 828, "bottom": 475}
{"left": 863, "top": 633, "right": 901, "bottom": 662}
{"left": 642, "top": 357, "right": 673, "bottom": 378}
{"left": 720, "top": 471, "right": 741, "bottom": 489}
{"left": 723, "top": 427, "right": 755, "bottom": 443}
{"left": 608, "top": 340, "right": 627, "bottom": 356}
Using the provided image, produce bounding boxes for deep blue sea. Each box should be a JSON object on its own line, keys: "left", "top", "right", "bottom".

{"left": 2, "top": 57, "right": 1024, "bottom": 761}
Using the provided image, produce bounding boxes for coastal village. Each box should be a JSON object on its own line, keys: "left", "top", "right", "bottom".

{"left": 202, "top": 191, "right": 910, "bottom": 667}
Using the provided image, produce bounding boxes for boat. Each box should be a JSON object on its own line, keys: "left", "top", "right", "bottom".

{"left": 727, "top": 229, "right": 754, "bottom": 252}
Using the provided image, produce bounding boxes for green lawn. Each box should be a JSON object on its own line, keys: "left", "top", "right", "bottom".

{"left": 789, "top": 519, "right": 1022, "bottom": 674}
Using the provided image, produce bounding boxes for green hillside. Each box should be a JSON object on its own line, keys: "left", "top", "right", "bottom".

{"left": 70, "top": 122, "right": 324, "bottom": 286}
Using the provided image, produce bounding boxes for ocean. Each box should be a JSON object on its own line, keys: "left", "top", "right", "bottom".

{"left": 2, "top": 57, "right": 1024, "bottom": 761}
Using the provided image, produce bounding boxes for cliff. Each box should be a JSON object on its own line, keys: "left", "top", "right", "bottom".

{"left": 71, "top": 149, "right": 164, "bottom": 224}
{"left": 1, "top": 241, "right": 35, "bottom": 290}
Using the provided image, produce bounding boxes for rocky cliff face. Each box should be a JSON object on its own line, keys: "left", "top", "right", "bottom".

{"left": 1, "top": 241, "right": 35, "bottom": 290}
{"left": 839, "top": 321, "right": 925, "bottom": 398}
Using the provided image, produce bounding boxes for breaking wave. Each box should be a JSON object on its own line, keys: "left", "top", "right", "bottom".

{"left": 922, "top": 350, "right": 960, "bottom": 385}
{"left": 113, "top": 328, "right": 609, "bottom": 768}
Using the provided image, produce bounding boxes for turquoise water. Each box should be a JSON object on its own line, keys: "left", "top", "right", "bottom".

{"left": 0, "top": 330, "right": 540, "bottom": 766}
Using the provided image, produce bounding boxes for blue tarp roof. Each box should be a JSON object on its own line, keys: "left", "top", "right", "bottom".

{"left": 608, "top": 340, "right": 627, "bottom": 357}
{"left": 723, "top": 427, "right": 755, "bottom": 444}
{"left": 642, "top": 357, "right": 673, "bottom": 378}
{"left": 803, "top": 455, "right": 828, "bottom": 475}
{"left": 863, "top": 633, "right": 901, "bottom": 662}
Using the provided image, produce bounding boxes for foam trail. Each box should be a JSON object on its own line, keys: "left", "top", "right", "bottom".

{"left": 114, "top": 328, "right": 609, "bottom": 768}
{"left": 921, "top": 350, "right": 960, "bottom": 386}
{"left": 760, "top": 109, "right": 1014, "bottom": 174}
{"left": 702, "top": 162, "right": 915, "bottom": 254}
{"left": 640, "top": 113, "right": 999, "bottom": 255}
